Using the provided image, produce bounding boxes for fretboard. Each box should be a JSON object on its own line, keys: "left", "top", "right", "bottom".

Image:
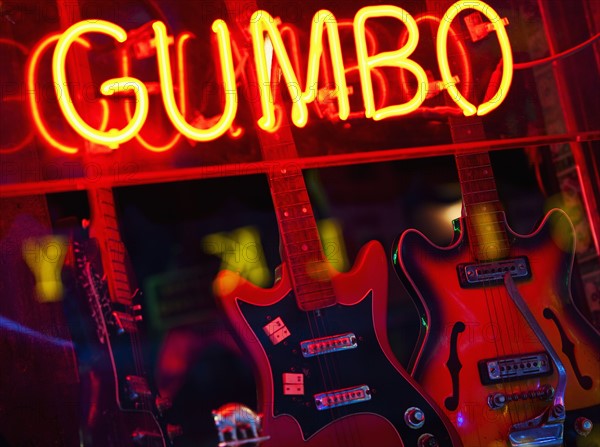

{"left": 87, "top": 187, "right": 133, "bottom": 305}
{"left": 249, "top": 72, "right": 335, "bottom": 310}
{"left": 452, "top": 118, "right": 510, "bottom": 261}
{"left": 268, "top": 161, "right": 336, "bottom": 310}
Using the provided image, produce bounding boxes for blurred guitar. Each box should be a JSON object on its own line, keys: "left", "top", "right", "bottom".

{"left": 60, "top": 189, "right": 180, "bottom": 446}
{"left": 393, "top": 116, "right": 600, "bottom": 446}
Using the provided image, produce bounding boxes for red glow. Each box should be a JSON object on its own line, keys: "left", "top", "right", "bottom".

{"left": 26, "top": 34, "right": 110, "bottom": 154}
{"left": 0, "top": 38, "right": 33, "bottom": 153}
{"left": 87, "top": 371, "right": 100, "bottom": 426}
{"left": 280, "top": 25, "right": 303, "bottom": 86}
{"left": 120, "top": 32, "right": 193, "bottom": 153}
{"left": 344, "top": 65, "right": 388, "bottom": 121}
{"left": 318, "top": 20, "right": 381, "bottom": 120}
{"left": 228, "top": 124, "right": 244, "bottom": 139}
{"left": 11, "top": 6, "right": 512, "bottom": 156}
{"left": 398, "top": 14, "right": 471, "bottom": 103}
{"left": 1, "top": 131, "right": 596, "bottom": 198}
{"left": 271, "top": 104, "right": 284, "bottom": 133}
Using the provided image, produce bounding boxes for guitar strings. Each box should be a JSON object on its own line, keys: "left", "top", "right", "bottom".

{"left": 283, "top": 166, "right": 369, "bottom": 446}
{"left": 441, "top": 23, "right": 528, "bottom": 441}
{"left": 274, "top": 166, "right": 359, "bottom": 447}
{"left": 295, "top": 163, "right": 384, "bottom": 447}
{"left": 462, "top": 165, "right": 544, "bottom": 436}
{"left": 458, "top": 155, "right": 521, "bottom": 439}
{"left": 423, "top": 21, "right": 527, "bottom": 445}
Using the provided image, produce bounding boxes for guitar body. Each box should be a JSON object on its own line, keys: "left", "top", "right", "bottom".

{"left": 61, "top": 226, "right": 170, "bottom": 447}
{"left": 73, "top": 359, "right": 167, "bottom": 447}
{"left": 215, "top": 240, "right": 462, "bottom": 446}
{"left": 395, "top": 208, "right": 600, "bottom": 446}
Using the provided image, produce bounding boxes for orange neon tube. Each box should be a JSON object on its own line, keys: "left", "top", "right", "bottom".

{"left": 354, "top": 5, "right": 428, "bottom": 120}
{"left": 397, "top": 14, "right": 471, "bottom": 103}
{"left": 250, "top": 9, "right": 349, "bottom": 130}
{"left": 0, "top": 38, "right": 33, "bottom": 153}
{"left": 437, "top": 1, "right": 513, "bottom": 116}
{"left": 121, "top": 32, "right": 193, "bottom": 152}
{"left": 27, "top": 34, "right": 108, "bottom": 153}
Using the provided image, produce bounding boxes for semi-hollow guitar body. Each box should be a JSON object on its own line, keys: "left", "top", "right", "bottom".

{"left": 395, "top": 208, "right": 600, "bottom": 446}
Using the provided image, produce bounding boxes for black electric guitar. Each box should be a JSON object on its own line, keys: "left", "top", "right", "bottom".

{"left": 60, "top": 188, "right": 180, "bottom": 447}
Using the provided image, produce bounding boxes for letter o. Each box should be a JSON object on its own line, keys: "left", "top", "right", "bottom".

{"left": 437, "top": 1, "right": 513, "bottom": 116}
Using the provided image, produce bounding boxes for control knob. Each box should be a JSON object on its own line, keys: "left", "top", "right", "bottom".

{"left": 574, "top": 417, "right": 593, "bottom": 437}
{"left": 404, "top": 407, "right": 425, "bottom": 429}
{"left": 418, "top": 433, "right": 438, "bottom": 447}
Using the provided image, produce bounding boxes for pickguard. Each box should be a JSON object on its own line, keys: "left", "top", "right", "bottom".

{"left": 238, "top": 290, "right": 454, "bottom": 444}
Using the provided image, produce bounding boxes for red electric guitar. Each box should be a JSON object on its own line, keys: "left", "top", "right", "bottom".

{"left": 393, "top": 116, "right": 600, "bottom": 446}
{"left": 212, "top": 20, "right": 462, "bottom": 446}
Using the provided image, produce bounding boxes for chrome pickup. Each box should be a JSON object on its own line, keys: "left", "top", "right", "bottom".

{"left": 300, "top": 332, "right": 357, "bottom": 358}
{"left": 479, "top": 352, "right": 552, "bottom": 385}
{"left": 458, "top": 256, "right": 531, "bottom": 288}
{"left": 314, "top": 385, "right": 371, "bottom": 410}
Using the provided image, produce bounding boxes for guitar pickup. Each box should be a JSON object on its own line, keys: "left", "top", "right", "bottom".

{"left": 112, "top": 310, "right": 141, "bottom": 334}
{"left": 300, "top": 332, "right": 357, "bottom": 358}
{"left": 478, "top": 352, "right": 553, "bottom": 385}
{"left": 126, "top": 375, "right": 152, "bottom": 401}
{"left": 458, "top": 256, "right": 531, "bottom": 288}
{"left": 314, "top": 385, "right": 371, "bottom": 410}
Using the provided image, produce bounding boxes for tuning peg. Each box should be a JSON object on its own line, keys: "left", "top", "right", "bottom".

{"left": 167, "top": 424, "right": 183, "bottom": 441}
{"left": 155, "top": 396, "right": 173, "bottom": 415}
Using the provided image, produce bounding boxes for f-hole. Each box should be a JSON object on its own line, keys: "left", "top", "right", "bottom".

{"left": 543, "top": 308, "right": 592, "bottom": 390}
{"left": 445, "top": 322, "right": 466, "bottom": 411}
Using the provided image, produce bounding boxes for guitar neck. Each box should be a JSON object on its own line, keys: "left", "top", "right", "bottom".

{"left": 87, "top": 187, "right": 133, "bottom": 305}
{"left": 451, "top": 117, "right": 510, "bottom": 261}
{"left": 239, "top": 40, "right": 335, "bottom": 310}
{"left": 268, "top": 163, "right": 336, "bottom": 311}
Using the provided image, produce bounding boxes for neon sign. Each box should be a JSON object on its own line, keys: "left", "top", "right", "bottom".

{"left": 250, "top": 9, "right": 349, "bottom": 130}
{"left": 52, "top": 20, "right": 150, "bottom": 149}
{"left": 27, "top": 34, "right": 110, "bottom": 154}
{"left": 25, "top": 1, "right": 512, "bottom": 153}
{"left": 436, "top": 2, "right": 512, "bottom": 116}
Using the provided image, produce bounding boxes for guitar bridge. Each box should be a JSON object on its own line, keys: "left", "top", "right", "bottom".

{"left": 458, "top": 256, "right": 531, "bottom": 288}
